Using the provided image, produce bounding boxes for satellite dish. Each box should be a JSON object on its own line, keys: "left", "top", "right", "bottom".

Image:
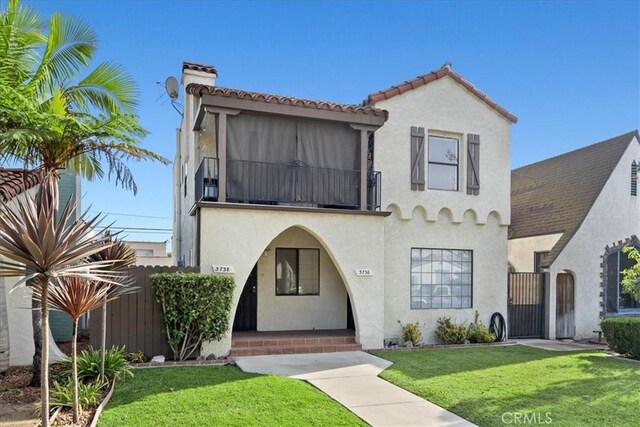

{"left": 165, "top": 76, "right": 179, "bottom": 100}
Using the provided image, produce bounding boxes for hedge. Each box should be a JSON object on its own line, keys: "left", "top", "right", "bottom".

{"left": 151, "top": 273, "right": 235, "bottom": 361}
{"left": 601, "top": 317, "right": 640, "bottom": 360}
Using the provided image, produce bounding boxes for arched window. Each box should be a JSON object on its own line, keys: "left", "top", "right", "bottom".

{"left": 632, "top": 160, "right": 637, "bottom": 196}
{"left": 606, "top": 245, "right": 640, "bottom": 313}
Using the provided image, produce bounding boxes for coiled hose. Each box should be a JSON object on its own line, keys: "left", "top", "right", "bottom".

{"left": 490, "top": 312, "right": 507, "bottom": 342}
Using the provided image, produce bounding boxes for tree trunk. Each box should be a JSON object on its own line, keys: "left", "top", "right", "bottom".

{"left": 40, "top": 282, "right": 50, "bottom": 427}
{"left": 29, "top": 289, "right": 41, "bottom": 387}
{"left": 100, "top": 298, "right": 106, "bottom": 381}
{"left": 0, "top": 278, "right": 10, "bottom": 374}
{"left": 72, "top": 318, "right": 79, "bottom": 423}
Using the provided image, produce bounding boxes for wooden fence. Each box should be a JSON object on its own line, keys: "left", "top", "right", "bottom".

{"left": 89, "top": 265, "right": 200, "bottom": 359}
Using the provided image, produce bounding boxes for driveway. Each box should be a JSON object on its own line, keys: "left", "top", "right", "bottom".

{"left": 235, "top": 351, "right": 475, "bottom": 427}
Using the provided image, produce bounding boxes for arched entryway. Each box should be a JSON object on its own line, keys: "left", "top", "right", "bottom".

{"left": 555, "top": 271, "right": 575, "bottom": 339}
{"left": 230, "top": 226, "right": 358, "bottom": 356}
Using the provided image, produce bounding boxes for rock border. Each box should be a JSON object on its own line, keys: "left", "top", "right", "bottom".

{"left": 370, "top": 341, "right": 517, "bottom": 352}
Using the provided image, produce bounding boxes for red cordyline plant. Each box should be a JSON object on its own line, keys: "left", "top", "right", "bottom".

{"left": 33, "top": 274, "right": 136, "bottom": 423}
{"left": 0, "top": 177, "right": 124, "bottom": 424}
{"left": 87, "top": 238, "right": 136, "bottom": 381}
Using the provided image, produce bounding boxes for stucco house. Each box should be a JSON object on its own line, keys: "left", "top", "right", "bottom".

{"left": 125, "top": 240, "right": 172, "bottom": 266}
{"left": 173, "top": 62, "right": 516, "bottom": 356}
{"left": 508, "top": 131, "right": 640, "bottom": 340}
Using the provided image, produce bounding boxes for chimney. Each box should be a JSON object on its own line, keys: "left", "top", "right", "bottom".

{"left": 181, "top": 61, "right": 217, "bottom": 87}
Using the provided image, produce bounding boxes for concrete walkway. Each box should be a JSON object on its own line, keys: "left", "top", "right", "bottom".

{"left": 235, "top": 351, "right": 475, "bottom": 427}
{"left": 515, "top": 339, "right": 607, "bottom": 352}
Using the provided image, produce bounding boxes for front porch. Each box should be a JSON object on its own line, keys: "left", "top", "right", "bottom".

{"left": 230, "top": 330, "right": 360, "bottom": 356}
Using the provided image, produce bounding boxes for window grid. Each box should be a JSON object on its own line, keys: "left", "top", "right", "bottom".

{"left": 606, "top": 245, "right": 640, "bottom": 313}
{"left": 410, "top": 248, "right": 473, "bottom": 309}
{"left": 275, "top": 248, "right": 320, "bottom": 296}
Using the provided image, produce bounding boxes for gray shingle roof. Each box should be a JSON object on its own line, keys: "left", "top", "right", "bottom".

{"left": 510, "top": 130, "right": 639, "bottom": 268}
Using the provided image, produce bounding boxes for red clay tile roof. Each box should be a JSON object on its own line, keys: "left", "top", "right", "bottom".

{"left": 182, "top": 61, "right": 217, "bottom": 75}
{"left": 364, "top": 66, "right": 518, "bottom": 124}
{"left": 0, "top": 168, "right": 43, "bottom": 202}
{"left": 186, "top": 84, "right": 389, "bottom": 120}
{"left": 510, "top": 130, "right": 639, "bottom": 268}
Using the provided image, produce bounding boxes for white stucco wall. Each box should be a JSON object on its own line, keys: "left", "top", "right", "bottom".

{"left": 199, "top": 206, "right": 386, "bottom": 356}
{"left": 372, "top": 74, "right": 513, "bottom": 343}
{"left": 383, "top": 209, "right": 508, "bottom": 343}
{"left": 508, "top": 233, "right": 563, "bottom": 272}
{"left": 256, "top": 227, "right": 347, "bottom": 331}
{"left": 372, "top": 76, "right": 512, "bottom": 226}
{"left": 547, "top": 136, "right": 640, "bottom": 339}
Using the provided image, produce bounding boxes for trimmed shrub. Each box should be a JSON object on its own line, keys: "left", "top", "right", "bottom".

{"left": 435, "top": 317, "right": 467, "bottom": 344}
{"left": 398, "top": 320, "right": 423, "bottom": 346}
{"left": 151, "top": 273, "right": 235, "bottom": 361}
{"left": 50, "top": 379, "right": 105, "bottom": 411}
{"left": 601, "top": 317, "right": 640, "bottom": 359}
{"left": 64, "top": 345, "right": 132, "bottom": 384}
{"left": 467, "top": 311, "right": 496, "bottom": 344}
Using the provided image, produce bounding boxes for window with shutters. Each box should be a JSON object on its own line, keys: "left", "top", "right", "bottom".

{"left": 632, "top": 161, "right": 637, "bottom": 196}
{"left": 410, "top": 248, "right": 473, "bottom": 309}
{"left": 428, "top": 136, "right": 459, "bottom": 191}
{"left": 275, "top": 248, "right": 320, "bottom": 295}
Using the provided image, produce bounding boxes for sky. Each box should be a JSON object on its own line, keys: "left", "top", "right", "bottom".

{"left": 26, "top": 0, "right": 640, "bottom": 247}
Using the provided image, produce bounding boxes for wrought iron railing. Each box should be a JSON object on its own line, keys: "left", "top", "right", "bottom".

{"left": 195, "top": 157, "right": 381, "bottom": 211}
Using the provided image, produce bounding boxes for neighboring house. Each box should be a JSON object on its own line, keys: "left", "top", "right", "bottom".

{"left": 0, "top": 169, "right": 66, "bottom": 367}
{"left": 509, "top": 131, "right": 640, "bottom": 340}
{"left": 173, "top": 62, "right": 516, "bottom": 356}
{"left": 125, "top": 240, "right": 173, "bottom": 266}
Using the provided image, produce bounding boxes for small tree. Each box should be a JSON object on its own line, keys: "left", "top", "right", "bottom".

{"left": 0, "top": 184, "right": 122, "bottom": 425}
{"left": 621, "top": 246, "right": 640, "bottom": 303}
{"left": 151, "top": 273, "right": 234, "bottom": 361}
{"left": 87, "top": 238, "right": 136, "bottom": 380}
{"left": 32, "top": 276, "right": 135, "bottom": 423}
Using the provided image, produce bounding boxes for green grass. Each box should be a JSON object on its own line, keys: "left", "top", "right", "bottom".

{"left": 372, "top": 345, "right": 640, "bottom": 427}
{"left": 98, "top": 365, "right": 365, "bottom": 427}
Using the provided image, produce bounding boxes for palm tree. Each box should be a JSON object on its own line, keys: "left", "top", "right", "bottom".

{"left": 0, "top": 183, "right": 124, "bottom": 426}
{"left": 0, "top": 1, "right": 168, "bottom": 424}
{"left": 33, "top": 274, "right": 136, "bottom": 423}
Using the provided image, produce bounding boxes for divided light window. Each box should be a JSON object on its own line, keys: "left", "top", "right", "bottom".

{"left": 606, "top": 245, "right": 640, "bottom": 313}
{"left": 276, "top": 248, "right": 320, "bottom": 295}
{"left": 411, "top": 248, "right": 472, "bottom": 309}
{"left": 428, "top": 136, "right": 459, "bottom": 191}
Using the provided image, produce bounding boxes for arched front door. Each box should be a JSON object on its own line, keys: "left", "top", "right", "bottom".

{"left": 556, "top": 273, "right": 575, "bottom": 339}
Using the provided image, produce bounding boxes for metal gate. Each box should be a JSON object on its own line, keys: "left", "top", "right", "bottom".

{"left": 508, "top": 273, "right": 545, "bottom": 338}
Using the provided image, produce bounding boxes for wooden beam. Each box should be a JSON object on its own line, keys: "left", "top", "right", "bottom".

{"left": 359, "top": 129, "right": 368, "bottom": 211}
{"left": 201, "top": 94, "right": 387, "bottom": 127}
{"left": 217, "top": 112, "right": 227, "bottom": 202}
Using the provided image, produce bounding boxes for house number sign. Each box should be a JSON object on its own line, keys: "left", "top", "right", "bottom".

{"left": 212, "top": 265, "right": 234, "bottom": 274}
{"left": 355, "top": 269, "right": 373, "bottom": 276}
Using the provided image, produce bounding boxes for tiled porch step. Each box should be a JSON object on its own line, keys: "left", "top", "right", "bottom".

{"left": 232, "top": 336, "right": 356, "bottom": 348}
{"left": 231, "top": 343, "right": 362, "bottom": 357}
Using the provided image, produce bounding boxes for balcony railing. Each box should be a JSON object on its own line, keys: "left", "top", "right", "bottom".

{"left": 195, "top": 157, "right": 381, "bottom": 211}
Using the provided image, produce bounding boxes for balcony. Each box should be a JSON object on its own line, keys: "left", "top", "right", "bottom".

{"left": 195, "top": 157, "right": 381, "bottom": 211}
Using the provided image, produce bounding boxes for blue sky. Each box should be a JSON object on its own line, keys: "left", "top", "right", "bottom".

{"left": 29, "top": 1, "right": 640, "bottom": 245}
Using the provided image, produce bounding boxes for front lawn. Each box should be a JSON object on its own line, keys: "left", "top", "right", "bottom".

{"left": 373, "top": 345, "right": 640, "bottom": 427}
{"left": 98, "top": 365, "right": 364, "bottom": 426}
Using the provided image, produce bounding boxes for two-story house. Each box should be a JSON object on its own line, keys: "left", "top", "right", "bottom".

{"left": 173, "top": 62, "right": 516, "bottom": 357}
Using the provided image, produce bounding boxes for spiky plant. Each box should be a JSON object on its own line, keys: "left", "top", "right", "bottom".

{"left": 33, "top": 276, "right": 136, "bottom": 423}
{"left": 0, "top": 179, "right": 122, "bottom": 424}
{"left": 87, "top": 238, "right": 136, "bottom": 380}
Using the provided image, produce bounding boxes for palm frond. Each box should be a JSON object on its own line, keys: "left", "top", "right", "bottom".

{"left": 64, "top": 62, "right": 139, "bottom": 114}
{"left": 28, "top": 11, "right": 96, "bottom": 93}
